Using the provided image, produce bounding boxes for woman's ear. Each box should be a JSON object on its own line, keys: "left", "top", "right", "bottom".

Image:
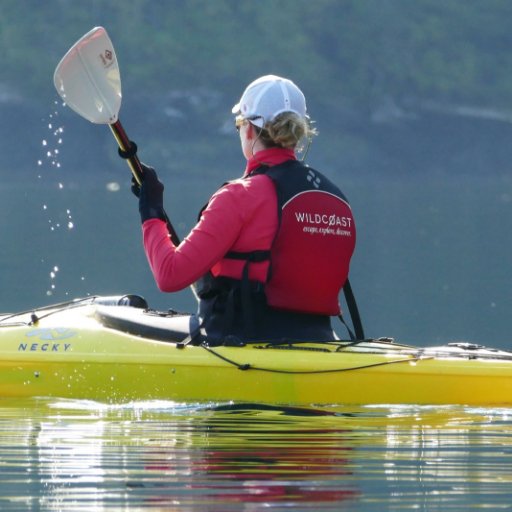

{"left": 245, "top": 123, "right": 254, "bottom": 140}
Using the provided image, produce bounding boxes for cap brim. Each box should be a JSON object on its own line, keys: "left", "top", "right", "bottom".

{"left": 231, "top": 102, "right": 241, "bottom": 114}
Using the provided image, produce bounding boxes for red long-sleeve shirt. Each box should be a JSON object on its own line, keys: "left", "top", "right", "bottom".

{"left": 142, "top": 148, "right": 296, "bottom": 292}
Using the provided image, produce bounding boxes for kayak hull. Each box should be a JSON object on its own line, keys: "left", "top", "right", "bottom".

{"left": 1, "top": 299, "right": 512, "bottom": 406}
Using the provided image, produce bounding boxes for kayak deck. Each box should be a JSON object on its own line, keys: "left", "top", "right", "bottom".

{"left": 1, "top": 296, "right": 511, "bottom": 405}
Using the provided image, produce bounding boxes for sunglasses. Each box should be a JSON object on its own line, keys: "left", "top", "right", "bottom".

{"left": 235, "top": 116, "right": 246, "bottom": 132}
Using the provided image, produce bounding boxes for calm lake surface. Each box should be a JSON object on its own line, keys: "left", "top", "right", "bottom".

{"left": 0, "top": 399, "right": 511, "bottom": 511}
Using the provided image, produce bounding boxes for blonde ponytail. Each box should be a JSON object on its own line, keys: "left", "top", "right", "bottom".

{"left": 257, "top": 112, "right": 317, "bottom": 149}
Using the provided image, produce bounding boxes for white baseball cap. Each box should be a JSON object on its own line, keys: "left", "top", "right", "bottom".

{"left": 231, "top": 75, "right": 307, "bottom": 128}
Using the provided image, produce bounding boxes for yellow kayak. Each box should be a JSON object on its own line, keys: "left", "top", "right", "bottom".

{"left": 1, "top": 296, "right": 511, "bottom": 405}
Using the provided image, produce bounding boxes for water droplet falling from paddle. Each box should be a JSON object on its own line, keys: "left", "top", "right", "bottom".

{"left": 38, "top": 102, "right": 69, "bottom": 228}
{"left": 38, "top": 100, "right": 85, "bottom": 297}
{"left": 46, "top": 266, "right": 59, "bottom": 296}
{"left": 66, "top": 209, "right": 74, "bottom": 230}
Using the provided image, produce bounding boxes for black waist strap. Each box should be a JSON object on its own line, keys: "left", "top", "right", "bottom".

{"left": 224, "top": 250, "right": 271, "bottom": 262}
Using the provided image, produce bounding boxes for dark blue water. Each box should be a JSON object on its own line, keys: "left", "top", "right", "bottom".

{"left": 2, "top": 170, "right": 511, "bottom": 349}
{"left": 3, "top": 98, "right": 511, "bottom": 348}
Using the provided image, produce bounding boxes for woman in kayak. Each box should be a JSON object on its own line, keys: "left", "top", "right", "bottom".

{"left": 134, "top": 75, "right": 356, "bottom": 344}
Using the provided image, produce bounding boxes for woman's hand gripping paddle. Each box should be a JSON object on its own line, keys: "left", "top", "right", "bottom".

{"left": 53, "top": 26, "right": 180, "bottom": 246}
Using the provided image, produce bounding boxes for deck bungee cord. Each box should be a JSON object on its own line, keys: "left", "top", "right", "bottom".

{"left": 0, "top": 297, "right": 95, "bottom": 327}
{"left": 0, "top": 295, "right": 144, "bottom": 328}
{"left": 199, "top": 343, "right": 434, "bottom": 374}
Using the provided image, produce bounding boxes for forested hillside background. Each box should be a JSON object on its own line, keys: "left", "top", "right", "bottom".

{"left": 1, "top": 0, "right": 511, "bottom": 345}
{"left": 4, "top": 0, "right": 512, "bottom": 175}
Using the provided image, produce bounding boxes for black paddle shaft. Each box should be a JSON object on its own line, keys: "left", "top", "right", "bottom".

{"left": 109, "top": 120, "right": 181, "bottom": 246}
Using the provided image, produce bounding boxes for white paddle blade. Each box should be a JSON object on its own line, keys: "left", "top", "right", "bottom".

{"left": 54, "top": 26, "right": 121, "bottom": 124}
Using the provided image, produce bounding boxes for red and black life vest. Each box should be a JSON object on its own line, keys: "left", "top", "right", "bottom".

{"left": 226, "top": 160, "right": 356, "bottom": 316}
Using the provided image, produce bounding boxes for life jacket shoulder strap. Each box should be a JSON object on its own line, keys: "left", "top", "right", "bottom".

{"left": 252, "top": 160, "right": 350, "bottom": 205}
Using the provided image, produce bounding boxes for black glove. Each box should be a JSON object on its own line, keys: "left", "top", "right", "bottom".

{"left": 131, "top": 175, "right": 141, "bottom": 198}
{"left": 135, "top": 164, "right": 166, "bottom": 223}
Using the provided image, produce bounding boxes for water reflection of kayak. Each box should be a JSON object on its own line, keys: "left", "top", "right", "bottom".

{"left": 1, "top": 295, "right": 511, "bottom": 405}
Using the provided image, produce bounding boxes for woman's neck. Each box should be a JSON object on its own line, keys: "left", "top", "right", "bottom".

{"left": 244, "top": 147, "right": 296, "bottom": 175}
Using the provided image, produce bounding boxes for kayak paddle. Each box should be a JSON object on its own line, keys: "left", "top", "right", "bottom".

{"left": 53, "top": 26, "right": 181, "bottom": 246}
